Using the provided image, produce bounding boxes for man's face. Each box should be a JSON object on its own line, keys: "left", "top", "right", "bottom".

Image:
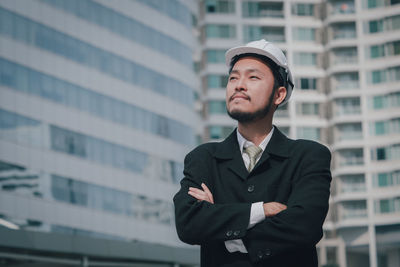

{"left": 226, "top": 57, "right": 276, "bottom": 123}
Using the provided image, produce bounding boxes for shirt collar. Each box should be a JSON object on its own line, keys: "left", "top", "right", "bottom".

{"left": 236, "top": 126, "right": 274, "bottom": 154}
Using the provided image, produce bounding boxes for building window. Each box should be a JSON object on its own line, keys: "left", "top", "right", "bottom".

{"left": 291, "top": 3, "right": 314, "bottom": 16}
{"left": 293, "top": 52, "right": 317, "bottom": 66}
{"left": 297, "top": 127, "right": 320, "bottom": 141}
{"left": 338, "top": 149, "right": 364, "bottom": 166}
{"left": 337, "top": 123, "right": 362, "bottom": 141}
{"left": 331, "top": 0, "right": 355, "bottom": 14}
{"left": 296, "top": 102, "right": 320, "bottom": 116}
{"left": 208, "top": 125, "right": 234, "bottom": 139}
{"left": 207, "top": 74, "right": 228, "bottom": 88}
{"left": 341, "top": 200, "right": 367, "bottom": 219}
{"left": 332, "top": 22, "right": 356, "bottom": 39}
{"left": 373, "top": 170, "right": 400, "bottom": 187}
{"left": 335, "top": 97, "right": 361, "bottom": 115}
{"left": 205, "top": 0, "right": 235, "bottom": 14}
{"left": 206, "top": 49, "right": 226, "bottom": 63}
{"left": 243, "top": 25, "right": 285, "bottom": 43}
{"left": 339, "top": 175, "right": 366, "bottom": 193}
{"left": 369, "top": 44, "right": 386, "bottom": 58}
{"left": 296, "top": 77, "right": 317, "bottom": 90}
{"left": 332, "top": 47, "right": 358, "bottom": 64}
{"left": 374, "top": 198, "right": 400, "bottom": 214}
{"left": 371, "top": 144, "right": 400, "bottom": 161}
{"left": 205, "top": 24, "right": 236, "bottom": 38}
{"left": 333, "top": 72, "right": 359, "bottom": 90}
{"left": 242, "top": 1, "right": 284, "bottom": 18}
{"left": 292, "top": 27, "right": 316, "bottom": 42}
{"left": 208, "top": 100, "right": 226, "bottom": 114}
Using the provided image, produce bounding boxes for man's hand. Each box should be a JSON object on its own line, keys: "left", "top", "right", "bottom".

{"left": 188, "top": 183, "right": 214, "bottom": 204}
{"left": 263, "top": 202, "right": 287, "bottom": 217}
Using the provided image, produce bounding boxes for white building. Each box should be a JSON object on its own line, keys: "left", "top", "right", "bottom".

{"left": 0, "top": 0, "right": 200, "bottom": 266}
{"left": 198, "top": 0, "right": 400, "bottom": 266}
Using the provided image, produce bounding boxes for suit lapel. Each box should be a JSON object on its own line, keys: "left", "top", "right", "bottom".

{"left": 212, "top": 127, "right": 291, "bottom": 180}
{"left": 213, "top": 130, "right": 248, "bottom": 180}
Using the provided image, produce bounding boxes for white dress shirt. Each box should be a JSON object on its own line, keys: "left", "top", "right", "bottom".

{"left": 224, "top": 127, "right": 275, "bottom": 253}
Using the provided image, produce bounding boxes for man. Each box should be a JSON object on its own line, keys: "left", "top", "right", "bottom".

{"left": 174, "top": 39, "right": 331, "bottom": 267}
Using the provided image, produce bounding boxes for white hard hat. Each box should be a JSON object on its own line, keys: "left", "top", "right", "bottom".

{"left": 225, "top": 39, "right": 294, "bottom": 106}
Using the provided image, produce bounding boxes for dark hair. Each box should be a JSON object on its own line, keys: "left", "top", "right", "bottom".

{"left": 228, "top": 53, "right": 284, "bottom": 90}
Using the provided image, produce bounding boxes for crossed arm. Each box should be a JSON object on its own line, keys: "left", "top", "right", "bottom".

{"left": 188, "top": 183, "right": 287, "bottom": 218}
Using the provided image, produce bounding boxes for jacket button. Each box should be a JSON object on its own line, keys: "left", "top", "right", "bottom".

{"left": 257, "top": 251, "right": 263, "bottom": 259}
{"left": 247, "top": 185, "right": 255, "bottom": 192}
{"left": 233, "top": 230, "right": 240, "bottom": 236}
{"left": 226, "top": 230, "right": 233, "bottom": 237}
{"left": 265, "top": 248, "right": 271, "bottom": 256}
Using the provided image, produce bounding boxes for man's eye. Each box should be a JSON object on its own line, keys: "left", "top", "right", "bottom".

{"left": 250, "top": 76, "right": 259, "bottom": 79}
{"left": 229, "top": 76, "right": 237, "bottom": 81}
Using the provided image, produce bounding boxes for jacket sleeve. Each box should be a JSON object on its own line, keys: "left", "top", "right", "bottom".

{"left": 242, "top": 142, "right": 332, "bottom": 263}
{"left": 173, "top": 146, "right": 251, "bottom": 245}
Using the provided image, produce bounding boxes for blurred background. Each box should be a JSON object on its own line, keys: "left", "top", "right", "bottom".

{"left": 0, "top": 0, "right": 399, "bottom": 266}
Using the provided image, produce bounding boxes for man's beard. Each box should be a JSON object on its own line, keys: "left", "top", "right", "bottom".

{"left": 227, "top": 90, "right": 275, "bottom": 123}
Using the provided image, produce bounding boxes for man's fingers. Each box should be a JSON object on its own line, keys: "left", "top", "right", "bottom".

{"left": 263, "top": 202, "right": 287, "bottom": 217}
{"left": 188, "top": 190, "right": 207, "bottom": 201}
{"left": 188, "top": 187, "right": 212, "bottom": 203}
{"left": 201, "top": 183, "right": 214, "bottom": 204}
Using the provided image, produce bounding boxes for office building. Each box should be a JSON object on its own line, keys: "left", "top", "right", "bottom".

{"left": 0, "top": 0, "right": 199, "bottom": 266}
{"left": 198, "top": 0, "right": 400, "bottom": 266}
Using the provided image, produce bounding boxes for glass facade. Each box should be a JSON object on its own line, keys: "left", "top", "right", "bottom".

{"left": 0, "top": 8, "right": 194, "bottom": 107}
{"left": 0, "top": 58, "right": 194, "bottom": 145}
{"left": 0, "top": 109, "right": 184, "bottom": 184}
{"left": 136, "top": 0, "right": 193, "bottom": 28}
{"left": 52, "top": 174, "right": 174, "bottom": 225}
{"left": 40, "top": 0, "right": 193, "bottom": 65}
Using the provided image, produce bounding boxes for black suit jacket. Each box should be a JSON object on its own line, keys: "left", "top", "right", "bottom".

{"left": 174, "top": 127, "right": 331, "bottom": 267}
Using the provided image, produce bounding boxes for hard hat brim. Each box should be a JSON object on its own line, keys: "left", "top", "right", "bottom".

{"left": 225, "top": 46, "right": 286, "bottom": 69}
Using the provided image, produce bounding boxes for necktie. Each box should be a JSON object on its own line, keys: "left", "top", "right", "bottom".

{"left": 244, "top": 145, "right": 263, "bottom": 172}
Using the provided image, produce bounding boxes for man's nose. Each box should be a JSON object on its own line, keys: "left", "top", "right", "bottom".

{"left": 235, "top": 77, "right": 246, "bottom": 91}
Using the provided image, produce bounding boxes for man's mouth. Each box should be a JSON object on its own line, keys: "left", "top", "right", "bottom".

{"left": 230, "top": 93, "right": 250, "bottom": 102}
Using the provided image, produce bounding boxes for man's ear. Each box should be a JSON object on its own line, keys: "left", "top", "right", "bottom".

{"left": 274, "top": 86, "right": 287, "bottom": 106}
